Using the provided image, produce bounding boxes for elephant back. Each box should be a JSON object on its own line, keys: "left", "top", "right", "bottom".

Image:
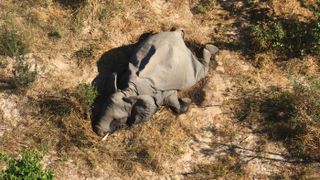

{"left": 128, "top": 30, "right": 204, "bottom": 91}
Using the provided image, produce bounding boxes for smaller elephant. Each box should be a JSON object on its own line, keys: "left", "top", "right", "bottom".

{"left": 93, "top": 29, "right": 219, "bottom": 137}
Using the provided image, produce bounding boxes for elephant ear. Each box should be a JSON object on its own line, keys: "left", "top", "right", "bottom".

{"left": 125, "top": 95, "right": 158, "bottom": 126}
{"left": 123, "top": 96, "right": 138, "bottom": 104}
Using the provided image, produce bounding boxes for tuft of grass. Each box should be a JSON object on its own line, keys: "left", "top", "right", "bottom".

{"left": 0, "top": 59, "right": 8, "bottom": 68}
{"left": 12, "top": 57, "right": 37, "bottom": 90}
{"left": 74, "top": 45, "right": 97, "bottom": 64}
{"left": 233, "top": 75, "right": 320, "bottom": 161}
{"left": 48, "top": 30, "right": 62, "bottom": 40}
{"left": 0, "top": 29, "right": 29, "bottom": 57}
{"left": 190, "top": 154, "right": 247, "bottom": 179}
{"left": 283, "top": 58, "right": 319, "bottom": 76}
{"left": 0, "top": 149, "right": 54, "bottom": 180}
{"left": 72, "top": 83, "right": 97, "bottom": 118}
{"left": 192, "top": 0, "right": 216, "bottom": 14}
{"left": 54, "top": 0, "right": 88, "bottom": 10}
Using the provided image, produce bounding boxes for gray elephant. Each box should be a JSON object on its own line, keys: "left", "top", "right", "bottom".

{"left": 93, "top": 29, "right": 219, "bottom": 137}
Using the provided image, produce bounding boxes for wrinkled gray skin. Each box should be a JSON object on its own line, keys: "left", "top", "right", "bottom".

{"left": 93, "top": 29, "right": 219, "bottom": 137}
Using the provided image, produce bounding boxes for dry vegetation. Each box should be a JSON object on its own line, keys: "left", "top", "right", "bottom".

{"left": 0, "top": 0, "right": 320, "bottom": 179}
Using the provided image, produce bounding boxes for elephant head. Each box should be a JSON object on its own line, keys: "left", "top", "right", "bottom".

{"left": 93, "top": 93, "right": 159, "bottom": 137}
{"left": 93, "top": 91, "right": 133, "bottom": 137}
{"left": 92, "top": 74, "right": 158, "bottom": 137}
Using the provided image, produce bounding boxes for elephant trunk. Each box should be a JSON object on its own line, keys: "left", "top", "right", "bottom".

{"left": 93, "top": 115, "right": 112, "bottom": 137}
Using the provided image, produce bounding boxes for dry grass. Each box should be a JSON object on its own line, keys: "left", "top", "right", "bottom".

{"left": 1, "top": 85, "right": 192, "bottom": 178}
{"left": 188, "top": 154, "right": 248, "bottom": 179}
{"left": 98, "top": 110, "right": 189, "bottom": 175}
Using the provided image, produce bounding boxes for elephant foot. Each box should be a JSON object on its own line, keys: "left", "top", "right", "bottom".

{"left": 202, "top": 48, "right": 211, "bottom": 65}
{"left": 202, "top": 44, "right": 219, "bottom": 66}
{"left": 177, "top": 98, "right": 192, "bottom": 114}
{"left": 205, "top": 44, "right": 219, "bottom": 55}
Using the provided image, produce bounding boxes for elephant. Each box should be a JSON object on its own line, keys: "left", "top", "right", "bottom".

{"left": 93, "top": 29, "right": 219, "bottom": 137}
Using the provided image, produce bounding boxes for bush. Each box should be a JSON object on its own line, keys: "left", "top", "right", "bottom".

{"left": 12, "top": 57, "right": 37, "bottom": 89}
{"left": 0, "top": 29, "right": 28, "bottom": 57}
{"left": 251, "top": 1, "right": 320, "bottom": 58}
{"left": 73, "top": 83, "right": 97, "bottom": 117}
{"left": 0, "top": 149, "right": 54, "bottom": 180}
{"left": 252, "top": 20, "right": 316, "bottom": 58}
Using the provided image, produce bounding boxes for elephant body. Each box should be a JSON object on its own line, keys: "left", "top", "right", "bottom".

{"left": 93, "top": 29, "right": 219, "bottom": 137}
{"left": 127, "top": 30, "right": 207, "bottom": 94}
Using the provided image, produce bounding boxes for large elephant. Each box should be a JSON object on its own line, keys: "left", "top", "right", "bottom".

{"left": 93, "top": 29, "right": 219, "bottom": 137}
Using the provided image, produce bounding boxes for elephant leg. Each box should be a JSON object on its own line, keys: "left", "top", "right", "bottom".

{"left": 163, "top": 91, "right": 191, "bottom": 114}
{"left": 192, "top": 44, "right": 219, "bottom": 82}
{"left": 124, "top": 95, "right": 158, "bottom": 127}
{"left": 201, "top": 44, "right": 219, "bottom": 72}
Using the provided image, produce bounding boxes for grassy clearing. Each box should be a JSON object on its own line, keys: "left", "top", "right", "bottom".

{"left": 232, "top": 74, "right": 320, "bottom": 161}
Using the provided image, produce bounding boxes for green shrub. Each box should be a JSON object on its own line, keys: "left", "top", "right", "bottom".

{"left": 0, "top": 29, "right": 28, "bottom": 57}
{"left": 73, "top": 83, "right": 97, "bottom": 117}
{"left": 252, "top": 21, "right": 286, "bottom": 50}
{"left": 12, "top": 57, "right": 37, "bottom": 89}
{"left": 252, "top": 20, "right": 315, "bottom": 58}
{"left": 251, "top": 1, "right": 320, "bottom": 58}
{"left": 0, "top": 149, "right": 54, "bottom": 180}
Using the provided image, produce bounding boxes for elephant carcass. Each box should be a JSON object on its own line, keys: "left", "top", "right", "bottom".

{"left": 93, "top": 30, "right": 218, "bottom": 137}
